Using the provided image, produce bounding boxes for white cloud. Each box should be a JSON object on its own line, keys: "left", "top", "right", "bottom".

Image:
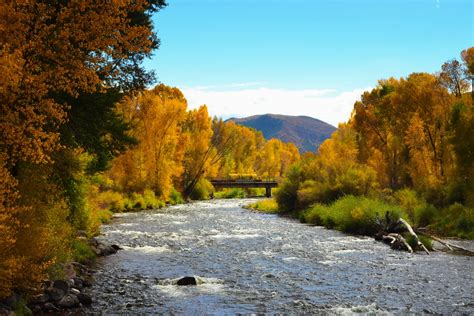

{"left": 181, "top": 86, "right": 370, "bottom": 127}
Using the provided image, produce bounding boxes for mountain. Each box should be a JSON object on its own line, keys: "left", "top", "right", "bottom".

{"left": 228, "top": 114, "right": 336, "bottom": 153}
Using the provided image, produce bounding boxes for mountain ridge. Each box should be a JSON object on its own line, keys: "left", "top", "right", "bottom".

{"left": 227, "top": 114, "right": 336, "bottom": 153}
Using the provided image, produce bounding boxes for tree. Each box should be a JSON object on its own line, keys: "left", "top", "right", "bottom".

{"left": 439, "top": 59, "right": 470, "bottom": 97}
{"left": 461, "top": 47, "right": 474, "bottom": 101}
{"left": 0, "top": 0, "right": 166, "bottom": 298}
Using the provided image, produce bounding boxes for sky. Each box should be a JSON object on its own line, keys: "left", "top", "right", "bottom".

{"left": 144, "top": 0, "right": 473, "bottom": 126}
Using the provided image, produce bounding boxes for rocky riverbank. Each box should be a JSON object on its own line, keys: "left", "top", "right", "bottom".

{"left": 0, "top": 235, "right": 121, "bottom": 315}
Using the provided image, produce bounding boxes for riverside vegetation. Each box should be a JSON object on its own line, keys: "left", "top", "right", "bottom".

{"left": 249, "top": 48, "right": 474, "bottom": 252}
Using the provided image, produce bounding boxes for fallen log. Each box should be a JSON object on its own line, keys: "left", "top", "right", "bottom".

{"left": 397, "top": 218, "right": 430, "bottom": 255}
{"left": 415, "top": 231, "right": 474, "bottom": 254}
{"left": 382, "top": 233, "right": 413, "bottom": 253}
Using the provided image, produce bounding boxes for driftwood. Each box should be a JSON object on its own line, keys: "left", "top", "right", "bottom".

{"left": 397, "top": 218, "right": 430, "bottom": 255}
{"left": 383, "top": 233, "right": 413, "bottom": 253}
{"left": 415, "top": 231, "right": 474, "bottom": 255}
{"left": 378, "top": 213, "right": 474, "bottom": 255}
{"left": 377, "top": 214, "right": 431, "bottom": 254}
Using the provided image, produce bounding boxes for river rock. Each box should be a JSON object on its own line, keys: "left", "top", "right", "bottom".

{"left": 70, "top": 288, "right": 80, "bottom": 295}
{"left": 29, "top": 294, "right": 49, "bottom": 305}
{"left": 77, "top": 293, "right": 92, "bottom": 306}
{"left": 0, "top": 303, "right": 13, "bottom": 316}
{"left": 72, "top": 277, "right": 84, "bottom": 290}
{"left": 45, "top": 288, "right": 65, "bottom": 302}
{"left": 177, "top": 276, "right": 197, "bottom": 286}
{"left": 94, "top": 243, "right": 117, "bottom": 256}
{"left": 88, "top": 237, "right": 100, "bottom": 247}
{"left": 53, "top": 280, "right": 70, "bottom": 293}
{"left": 57, "top": 294, "right": 79, "bottom": 308}
{"left": 111, "top": 244, "right": 122, "bottom": 251}
{"left": 42, "top": 302, "right": 59, "bottom": 312}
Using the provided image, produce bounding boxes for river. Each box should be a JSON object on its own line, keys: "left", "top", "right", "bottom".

{"left": 86, "top": 199, "right": 473, "bottom": 315}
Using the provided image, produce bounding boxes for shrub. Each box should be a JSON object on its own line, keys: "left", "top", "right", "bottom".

{"left": 129, "top": 192, "right": 144, "bottom": 210}
{"left": 96, "top": 190, "right": 126, "bottom": 212}
{"left": 302, "top": 196, "right": 408, "bottom": 236}
{"left": 88, "top": 208, "right": 113, "bottom": 235}
{"left": 275, "top": 165, "right": 302, "bottom": 211}
{"left": 405, "top": 234, "right": 434, "bottom": 251}
{"left": 247, "top": 199, "right": 280, "bottom": 213}
{"left": 214, "top": 188, "right": 245, "bottom": 199}
{"left": 72, "top": 239, "right": 96, "bottom": 264}
{"left": 169, "top": 188, "right": 184, "bottom": 205}
{"left": 143, "top": 189, "right": 164, "bottom": 209}
{"left": 433, "top": 203, "right": 474, "bottom": 238}
{"left": 190, "top": 179, "right": 214, "bottom": 200}
{"left": 247, "top": 188, "right": 266, "bottom": 197}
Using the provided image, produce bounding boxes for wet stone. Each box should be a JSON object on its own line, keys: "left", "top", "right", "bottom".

{"left": 53, "top": 280, "right": 70, "bottom": 293}
{"left": 77, "top": 293, "right": 92, "bottom": 306}
{"left": 177, "top": 276, "right": 197, "bottom": 286}
{"left": 57, "top": 294, "right": 79, "bottom": 308}
{"left": 44, "top": 288, "right": 65, "bottom": 302}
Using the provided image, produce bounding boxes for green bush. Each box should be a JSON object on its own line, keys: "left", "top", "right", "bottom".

{"left": 72, "top": 239, "right": 96, "bottom": 263}
{"left": 275, "top": 165, "right": 302, "bottom": 211}
{"left": 302, "top": 196, "right": 408, "bottom": 236}
{"left": 247, "top": 199, "right": 280, "bottom": 213}
{"left": 97, "top": 190, "right": 126, "bottom": 212}
{"left": 169, "top": 188, "right": 184, "bottom": 205}
{"left": 433, "top": 203, "right": 474, "bottom": 239}
{"left": 131, "top": 192, "right": 146, "bottom": 210}
{"left": 247, "top": 188, "right": 266, "bottom": 197}
{"left": 405, "top": 234, "right": 434, "bottom": 251}
{"left": 143, "top": 189, "right": 164, "bottom": 209}
{"left": 214, "top": 188, "right": 245, "bottom": 199}
{"left": 190, "top": 179, "right": 214, "bottom": 200}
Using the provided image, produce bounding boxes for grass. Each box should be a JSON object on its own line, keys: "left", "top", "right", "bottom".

{"left": 301, "top": 195, "right": 409, "bottom": 236}
{"left": 431, "top": 203, "right": 474, "bottom": 239}
{"left": 214, "top": 188, "right": 246, "bottom": 199}
{"left": 72, "top": 239, "right": 96, "bottom": 263}
{"left": 246, "top": 198, "right": 280, "bottom": 214}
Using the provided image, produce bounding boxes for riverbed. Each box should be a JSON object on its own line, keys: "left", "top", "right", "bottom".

{"left": 87, "top": 199, "right": 473, "bottom": 315}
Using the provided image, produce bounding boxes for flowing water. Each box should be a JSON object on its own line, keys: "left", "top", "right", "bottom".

{"left": 87, "top": 199, "right": 473, "bottom": 315}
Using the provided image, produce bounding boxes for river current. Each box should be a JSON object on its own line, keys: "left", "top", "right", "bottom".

{"left": 87, "top": 199, "right": 473, "bottom": 315}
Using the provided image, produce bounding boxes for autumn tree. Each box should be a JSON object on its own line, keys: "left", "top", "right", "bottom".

{"left": 0, "top": 0, "right": 166, "bottom": 297}
{"left": 439, "top": 59, "right": 470, "bottom": 97}
{"left": 109, "top": 85, "right": 187, "bottom": 198}
{"left": 461, "top": 47, "right": 474, "bottom": 101}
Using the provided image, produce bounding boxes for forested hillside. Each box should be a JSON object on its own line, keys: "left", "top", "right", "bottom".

{"left": 229, "top": 114, "right": 336, "bottom": 152}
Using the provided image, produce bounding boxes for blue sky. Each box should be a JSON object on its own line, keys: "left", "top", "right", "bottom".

{"left": 144, "top": 0, "right": 473, "bottom": 125}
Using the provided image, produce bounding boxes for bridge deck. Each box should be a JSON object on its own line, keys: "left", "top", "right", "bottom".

{"left": 210, "top": 180, "right": 278, "bottom": 197}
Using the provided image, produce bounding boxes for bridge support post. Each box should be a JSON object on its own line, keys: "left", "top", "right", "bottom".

{"left": 265, "top": 186, "right": 272, "bottom": 198}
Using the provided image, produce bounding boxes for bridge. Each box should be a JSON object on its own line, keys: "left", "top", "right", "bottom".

{"left": 210, "top": 179, "right": 278, "bottom": 197}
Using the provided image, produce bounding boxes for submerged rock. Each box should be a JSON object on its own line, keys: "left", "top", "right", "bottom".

{"left": 176, "top": 276, "right": 197, "bottom": 286}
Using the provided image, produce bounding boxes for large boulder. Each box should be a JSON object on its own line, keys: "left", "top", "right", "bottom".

{"left": 53, "top": 280, "right": 70, "bottom": 294}
{"left": 176, "top": 276, "right": 197, "bottom": 286}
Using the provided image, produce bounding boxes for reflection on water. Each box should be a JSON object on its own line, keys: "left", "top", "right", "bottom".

{"left": 87, "top": 199, "right": 474, "bottom": 315}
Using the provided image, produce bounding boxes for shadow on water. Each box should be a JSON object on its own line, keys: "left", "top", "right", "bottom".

{"left": 86, "top": 199, "right": 474, "bottom": 315}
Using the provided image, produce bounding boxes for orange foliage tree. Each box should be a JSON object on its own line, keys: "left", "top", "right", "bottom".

{"left": 0, "top": 0, "right": 166, "bottom": 298}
